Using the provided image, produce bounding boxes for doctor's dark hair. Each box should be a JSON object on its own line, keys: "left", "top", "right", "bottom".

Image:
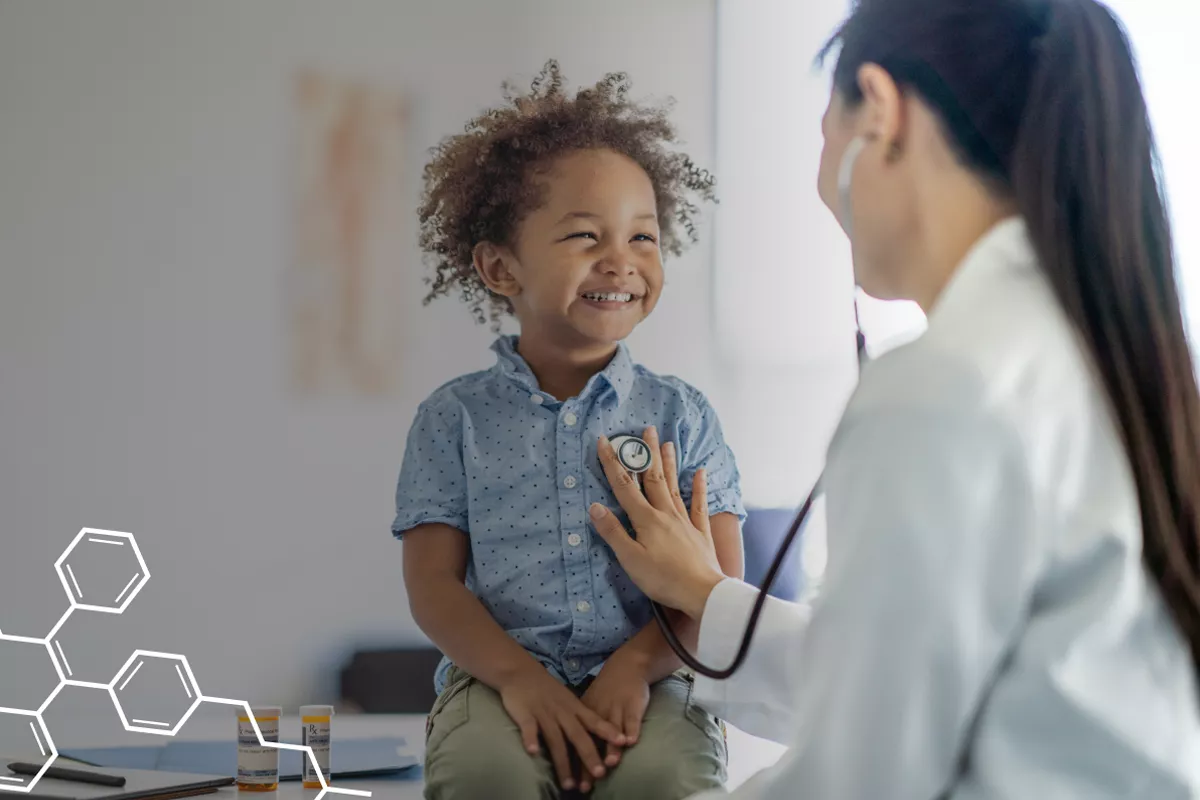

{"left": 417, "top": 59, "right": 716, "bottom": 329}
{"left": 821, "top": 0, "right": 1200, "bottom": 673}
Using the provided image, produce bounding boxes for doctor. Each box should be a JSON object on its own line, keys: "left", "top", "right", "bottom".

{"left": 588, "top": 0, "right": 1200, "bottom": 796}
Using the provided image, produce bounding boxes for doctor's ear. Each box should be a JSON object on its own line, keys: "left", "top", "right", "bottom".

{"left": 855, "top": 63, "right": 907, "bottom": 162}
{"left": 473, "top": 242, "right": 522, "bottom": 299}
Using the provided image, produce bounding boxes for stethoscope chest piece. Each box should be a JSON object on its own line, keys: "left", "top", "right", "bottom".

{"left": 608, "top": 435, "right": 652, "bottom": 474}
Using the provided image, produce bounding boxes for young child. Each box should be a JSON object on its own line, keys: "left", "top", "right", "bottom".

{"left": 393, "top": 60, "right": 745, "bottom": 800}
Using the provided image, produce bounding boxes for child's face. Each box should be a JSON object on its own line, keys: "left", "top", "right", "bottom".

{"left": 481, "top": 148, "right": 663, "bottom": 348}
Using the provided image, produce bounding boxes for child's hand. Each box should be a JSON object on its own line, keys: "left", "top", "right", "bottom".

{"left": 580, "top": 652, "right": 652, "bottom": 780}
{"left": 499, "top": 665, "right": 625, "bottom": 792}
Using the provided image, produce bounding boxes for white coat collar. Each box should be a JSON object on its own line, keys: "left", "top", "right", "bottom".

{"left": 927, "top": 216, "right": 1038, "bottom": 325}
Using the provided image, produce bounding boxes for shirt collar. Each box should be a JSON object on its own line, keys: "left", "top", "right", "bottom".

{"left": 490, "top": 335, "right": 636, "bottom": 407}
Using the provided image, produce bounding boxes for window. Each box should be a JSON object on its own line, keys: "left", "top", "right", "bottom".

{"left": 713, "top": 0, "right": 858, "bottom": 370}
{"left": 711, "top": 0, "right": 922, "bottom": 517}
{"left": 1107, "top": 0, "right": 1200, "bottom": 344}
{"left": 715, "top": 0, "right": 1198, "bottom": 355}
{"left": 713, "top": 1, "right": 1199, "bottom": 587}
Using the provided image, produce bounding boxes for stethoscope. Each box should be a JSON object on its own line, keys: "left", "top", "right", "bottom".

{"left": 608, "top": 308, "right": 868, "bottom": 680}
{"left": 606, "top": 135, "right": 871, "bottom": 680}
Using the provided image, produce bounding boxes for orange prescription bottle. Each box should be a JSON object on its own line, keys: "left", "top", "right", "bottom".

{"left": 300, "top": 705, "right": 334, "bottom": 789}
{"left": 236, "top": 706, "right": 281, "bottom": 791}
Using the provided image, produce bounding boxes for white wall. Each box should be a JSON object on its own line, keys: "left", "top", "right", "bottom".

{"left": 0, "top": 0, "right": 720, "bottom": 713}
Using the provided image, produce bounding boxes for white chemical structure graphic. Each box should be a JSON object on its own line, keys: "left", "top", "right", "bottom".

{"left": 0, "top": 528, "right": 371, "bottom": 800}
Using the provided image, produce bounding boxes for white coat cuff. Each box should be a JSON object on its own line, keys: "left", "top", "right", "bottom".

{"left": 693, "top": 578, "right": 758, "bottom": 709}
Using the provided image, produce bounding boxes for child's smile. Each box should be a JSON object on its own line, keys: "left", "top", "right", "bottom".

{"left": 578, "top": 288, "right": 645, "bottom": 313}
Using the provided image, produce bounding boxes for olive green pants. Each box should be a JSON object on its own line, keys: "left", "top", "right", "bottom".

{"left": 423, "top": 666, "right": 728, "bottom": 800}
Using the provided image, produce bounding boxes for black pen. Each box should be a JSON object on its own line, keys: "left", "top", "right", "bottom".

{"left": 6, "top": 761, "right": 127, "bottom": 788}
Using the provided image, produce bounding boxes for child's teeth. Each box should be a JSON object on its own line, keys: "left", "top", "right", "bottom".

{"left": 586, "top": 292, "right": 633, "bottom": 302}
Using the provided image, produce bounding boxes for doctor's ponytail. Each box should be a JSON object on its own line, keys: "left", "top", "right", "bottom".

{"left": 1012, "top": 1, "right": 1200, "bottom": 671}
{"left": 822, "top": 0, "right": 1200, "bottom": 674}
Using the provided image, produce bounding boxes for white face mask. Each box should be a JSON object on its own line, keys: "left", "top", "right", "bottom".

{"left": 837, "top": 135, "right": 868, "bottom": 241}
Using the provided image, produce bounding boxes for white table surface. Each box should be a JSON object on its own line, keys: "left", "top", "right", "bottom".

{"left": 5, "top": 709, "right": 786, "bottom": 798}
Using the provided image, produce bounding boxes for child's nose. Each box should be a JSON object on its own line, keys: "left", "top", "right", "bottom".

{"left": 597, "top": 245, "right": 636, "bottom": 274}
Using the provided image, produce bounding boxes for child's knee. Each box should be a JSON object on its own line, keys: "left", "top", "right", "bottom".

{"left": 424, "top": 726, "right": 555, "bottom": 799}
{"left": 423, "top": 677, "right": 557, "bottom": 800}
{"left": 592, "top": 739, "right": 726, "bottom": 800}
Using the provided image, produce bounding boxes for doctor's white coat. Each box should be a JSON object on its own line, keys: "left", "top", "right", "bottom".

{"left": 691, "top": 219, "right": 1200, "bottom": 799}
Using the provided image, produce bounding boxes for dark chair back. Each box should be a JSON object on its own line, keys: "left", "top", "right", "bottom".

{"left": 339, "top": 647, "right": 443, "bottom": 713}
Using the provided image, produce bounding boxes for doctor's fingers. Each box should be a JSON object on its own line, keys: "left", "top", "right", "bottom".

{"left": 639, "top": 427, "right": 677, "bottom": 513}
{"left": 661, "top": 441, "right": 690, "bottom": 518}
{"left": 689, "top": 469, "right": 712, "bottom": 539}
{"left": 588, "top": 503, "right": 643, "bottom": 565}
{"left": 597, "top": 437, "right": 655, "bottom": 522}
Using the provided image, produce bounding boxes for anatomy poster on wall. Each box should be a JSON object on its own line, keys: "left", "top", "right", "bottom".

{"left": 288, "top": 69, "right": 410, "bottom": 397}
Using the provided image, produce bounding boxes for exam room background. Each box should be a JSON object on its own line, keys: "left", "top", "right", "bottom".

{"left": 1, "top": 0, "right": 1197, "bottom": 720}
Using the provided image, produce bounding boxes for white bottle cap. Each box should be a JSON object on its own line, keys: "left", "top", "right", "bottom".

{"left": 299, "top": 705, "right": 334, "bottom": 716}
{"left": 241, "top": 705, "right": 282, "bottom": 718}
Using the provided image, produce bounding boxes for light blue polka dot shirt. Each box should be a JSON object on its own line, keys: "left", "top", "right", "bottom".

{"left": 392, "top": 335, "right": 746, "bottom": 693}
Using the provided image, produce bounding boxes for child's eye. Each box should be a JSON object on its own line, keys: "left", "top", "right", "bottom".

{"left": 566, "top": 232, "right": 598, "bottom": 241}
{"left": 633, "top": 234, "right": 658, "bottom": 243}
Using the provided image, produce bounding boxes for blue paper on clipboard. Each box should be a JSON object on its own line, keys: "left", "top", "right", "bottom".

{"left": 64, "top": 737, "right": 417, "bottom": 780}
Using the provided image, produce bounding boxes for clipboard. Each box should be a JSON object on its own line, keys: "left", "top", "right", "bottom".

{"left": 0, "top": 765, "right": 232, "bottom": 800}
{"left": 63, "top": 737, "right": 416, "bottom": 781}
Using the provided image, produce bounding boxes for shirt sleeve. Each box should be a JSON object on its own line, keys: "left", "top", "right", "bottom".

{"left": 677, "top": 387, "right": 746, "bottom": 523}
{"left": 391, "top": 398, "right": 469, "bottom": 538}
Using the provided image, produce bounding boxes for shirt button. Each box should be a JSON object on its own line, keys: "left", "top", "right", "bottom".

{"left": 563, "top": 475, "right": 577, "bottom": 489}
{"left": 563, "top": 412, "right": 578, "bottom": 427}
{"left": 567, "top": 533, "right": 582, "bottom": 547}
{"left": 576, "top": 600, "right": 591, "bottom": 613}
{"left": 567, "top": 659, "right": 580, "bottom": 671}
{"left": 530, "top": 394, "right": 544, "bottom": 405}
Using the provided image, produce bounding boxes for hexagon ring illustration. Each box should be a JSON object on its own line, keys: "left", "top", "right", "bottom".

{"left": 0, "top": 711, "right": 56, "bottom": 793}
{"left": 109, "top": 651, "right": 202, "bottom": 736}
{"left": 54, "top": 529, "right": 150, "bottom": 614}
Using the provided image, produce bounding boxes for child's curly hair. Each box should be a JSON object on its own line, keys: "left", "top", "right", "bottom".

{"left": 418, "top": 59, "right": 717, "bottom": 328}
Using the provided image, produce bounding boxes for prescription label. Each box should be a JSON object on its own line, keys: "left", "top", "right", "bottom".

{"left": 237, "top": 716, "right": 280, "bottom": 784}
{"left": 301, "top": 717, "right": 331, "bottom": 785}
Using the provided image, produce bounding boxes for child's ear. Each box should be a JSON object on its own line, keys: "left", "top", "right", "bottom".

{"left": 473, "top": 242, "right": 522, "bottom": 299}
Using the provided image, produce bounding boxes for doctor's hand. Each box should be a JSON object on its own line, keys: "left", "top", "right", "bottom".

{"left": 591, "top": 427, "right": 725, "bottom": 620}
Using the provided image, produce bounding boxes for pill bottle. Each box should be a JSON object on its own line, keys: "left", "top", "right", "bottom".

{"left": 236, "top": 705, "right": 281, "bottom": 792}
{"left": 300, "top": 704, "right": 334, "bottom": 789}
